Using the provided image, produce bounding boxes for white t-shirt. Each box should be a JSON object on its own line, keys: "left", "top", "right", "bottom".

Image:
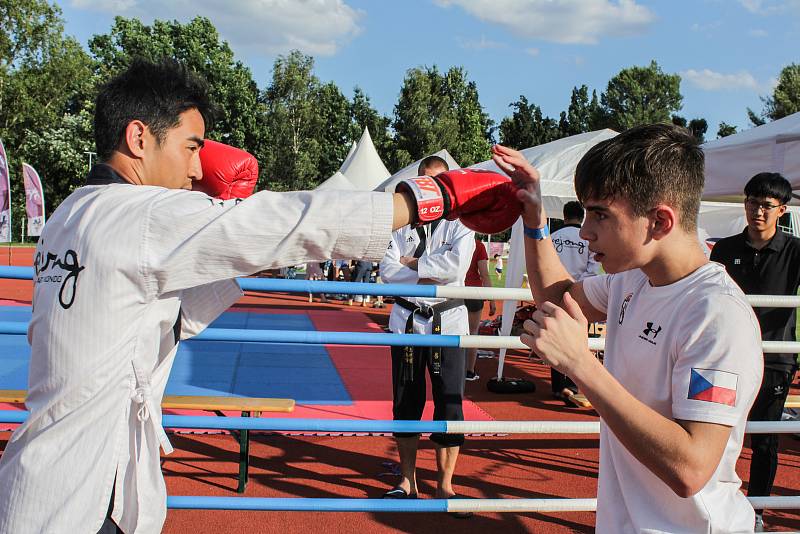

{"left": 582, "top": 262, "right": 762, "bottom": 534}
{"left": 551, "top": 224, "right": 601, "bottom": 281}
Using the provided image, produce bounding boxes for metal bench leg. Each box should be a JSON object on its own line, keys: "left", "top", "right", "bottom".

{"left": 237, "top": 410, "right": 251, "bottom": 493}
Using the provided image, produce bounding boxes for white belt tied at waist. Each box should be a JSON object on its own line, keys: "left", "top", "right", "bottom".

{"left": 131, "top": 385, "right": 174, "bottom": 455}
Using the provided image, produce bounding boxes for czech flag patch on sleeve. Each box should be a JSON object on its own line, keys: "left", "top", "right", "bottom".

{"left": 688, "top": 368, "right": 738, "bottom": 406}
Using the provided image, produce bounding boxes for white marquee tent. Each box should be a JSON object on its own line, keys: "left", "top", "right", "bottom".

{"left": 314, "top": 171, "right": 356, "bottom": 191}
{"left": 703, "top": 111, "right": 800, "bottom": 199}
{"left": 337, "top": 127, "right": 391, "bottom": 191}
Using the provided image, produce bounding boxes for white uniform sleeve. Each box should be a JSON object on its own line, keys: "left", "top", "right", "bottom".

{"left": 142, "top": 189, "right": 394, "bottom": 296}
{"left": 379, "top": 230, "right": 419, "bottom": 285}
{"left": 179, "top": 279, "right": 243, "bottom": 339}
{"left": 671, "top": 293, "right": 763, "bottom": 426}
{"left": 581, "top": 273, "right": 613, "bottom": 314}
{"left": 417, "top": 224, "right": 475, "bottom": 284}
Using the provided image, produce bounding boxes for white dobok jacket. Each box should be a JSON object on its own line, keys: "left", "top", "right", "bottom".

{"left": 0, "top": 177, "right": 393, "bottom": 534}
{"left": 380, "top": 220, "right": 474, "bottom": 336}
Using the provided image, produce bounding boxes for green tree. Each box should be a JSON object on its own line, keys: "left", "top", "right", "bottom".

{"left": 315, "top": 82, "right": 353, "bottom": 182}
{"left": 601, "top": 60, "right": 683, "bottom": 131}
{"left": 391, "top": 66, "right": 492, "bottom": 169}
{"left": 717, "top": 121, "right": 737, "bottom": 138}
{"left": 350, "top": 87, "right": 392, "bottom": 162}
{"left": 498, "top": 95, "right": 561, "bottom": 149}
{"left": 0, "top": 0, "right": 94, "bottom": 240}
{"left": 560, "top": 85, "right": 608, "bottom": 135}
{"left": 88, "top": 17, "right": 264, "bottom": 160}
{"left": 763, "top": 63, "right": 800, "bottom": 121}
{"left": 671, "top": 115, "right": 708, "bottom": 143}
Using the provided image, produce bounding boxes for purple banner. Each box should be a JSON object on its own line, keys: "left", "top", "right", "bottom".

{"left": 0, "top": 140, "right": 10, "bottom": 242}
{"left": 22, "top": 163, "right": 45, "bottom": 236}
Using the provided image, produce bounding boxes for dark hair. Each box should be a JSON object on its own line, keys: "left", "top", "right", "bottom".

{"left": 94, "top": 58, "right": 215, "bottom": 160}
{"left": 418, "top": 155, "right": 449, "bottom": 176}
{"left": 563, "top": 200, "right": 584, "bottom": 221}
{"left": 744, "top": 172, "right": 792, "bottom": 205}
{"left": 574, "top": 123, "right": 704, "bottom": 232}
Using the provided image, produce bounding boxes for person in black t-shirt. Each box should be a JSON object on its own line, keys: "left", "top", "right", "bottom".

{"left": 710, "top": 172, "right": 800, "bottom": 531}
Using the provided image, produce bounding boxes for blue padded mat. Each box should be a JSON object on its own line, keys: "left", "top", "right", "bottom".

{"left": 0, "top": 307, "right": 351, "bottom": 405}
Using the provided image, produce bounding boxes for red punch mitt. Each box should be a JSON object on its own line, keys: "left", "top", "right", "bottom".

{"left": 196, "top": 139, "right": 259, "bottom": 199}
{"left": 397, "top": 169, "right": 522, "bottom": 234}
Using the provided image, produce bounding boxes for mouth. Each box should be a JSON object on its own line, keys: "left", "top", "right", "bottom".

{"left": 592, "top": 252, "right": 605, "bottom": 262}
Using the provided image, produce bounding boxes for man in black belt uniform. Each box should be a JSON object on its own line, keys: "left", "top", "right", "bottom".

{"left": 379, "top": 156, "right": 475, "bottom": 511}
{"left": 710, "top": 172, "right": 800, "bottom": 532}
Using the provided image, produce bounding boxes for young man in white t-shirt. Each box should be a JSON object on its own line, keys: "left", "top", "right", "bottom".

{"left": 493, "top": 124, "right": 763, "bottom": 533}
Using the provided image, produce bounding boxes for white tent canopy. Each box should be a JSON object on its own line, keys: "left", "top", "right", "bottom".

{"left": 314, "top": 171, "right": 355, "bottom": 191}
{"left": 338, "top": 127, "right": 391, "bottom": 191}
{"left": 375, "top": 149, "right": 460, "bottom": 192}
{"left": 471, "top": 129, "right": 618, "bottom": 216}
{"left": 703, "top": 111, "right": 800, "bottom": 199}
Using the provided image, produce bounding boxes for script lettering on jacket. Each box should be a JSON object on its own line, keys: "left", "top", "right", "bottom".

{"left": 34, "top": 247, "right": 85, "bottom": 309}
{"left": 552, "top": 237, "right": 585, "bottom": 255}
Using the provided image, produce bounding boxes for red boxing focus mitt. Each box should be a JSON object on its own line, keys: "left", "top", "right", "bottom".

{"left": 397, "top": 169, "right": 522, "bottom": 234}
{"left": 196, "top": 139, "right": 259, "bottom": 200}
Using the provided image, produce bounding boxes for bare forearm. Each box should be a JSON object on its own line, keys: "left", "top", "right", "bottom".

{"left": 392, "top": 192, "right": 415, "bottom": 230}
{"left": 572, "top": 357, "right": 726, "bottom": 497}
{"left": 524, "top": 235, "right": 575, "bottom": 306}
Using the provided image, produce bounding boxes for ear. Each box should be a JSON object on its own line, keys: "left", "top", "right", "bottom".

{"left": 779, "top": 205, "right": 788, "bottom": 218}
{"left": 123, "top": 120, "right": 148, "bottom": 158}
{"left": 650, "top": 204, "right": 676, "bottom": 240}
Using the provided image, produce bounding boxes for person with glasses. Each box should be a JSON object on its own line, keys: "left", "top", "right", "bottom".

{"left": 710, "top": 172, "right": 800, "bottom": 532}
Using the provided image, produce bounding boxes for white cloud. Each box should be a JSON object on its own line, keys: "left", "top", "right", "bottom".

{"left": 457, "top": 35, "right": 506, "bottom": 50}
{"left": 681, "top": 68, "right": 768, "bottom": 92}
{"left": 737, "top": 0, "right": 800, "bottom": 14}
{"left": 68, "top": 0, "right": 364, "bottom": 56}
{"left": 748, "top": 28, "right": 769, "bottom": 36}
{"left": 435, "top": 0, "right": 655, "bottom": 45}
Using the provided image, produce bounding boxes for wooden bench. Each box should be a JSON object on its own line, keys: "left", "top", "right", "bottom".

{"left": 0, "top": 390, "right": 295, "bottom": 493}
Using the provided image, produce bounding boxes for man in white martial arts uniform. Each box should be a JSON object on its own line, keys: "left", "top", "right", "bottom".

{"left": 0, "top": 59, "right": 522, "bottom": 534}
{"left": 493, "top": 124, "right": 762, "bottom": 533}
{"left": 380, "top": 156, "right": 474, "bottom": 507}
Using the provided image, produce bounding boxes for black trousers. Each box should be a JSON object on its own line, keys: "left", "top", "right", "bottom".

{"left": 748, "top": 368, "right": 794, "bottom": 508}
{"left": 391, "top": 345, "right": 465, "bottom": 447}
{"left": 551, "top": 368, "right": 577, "bottom": 395}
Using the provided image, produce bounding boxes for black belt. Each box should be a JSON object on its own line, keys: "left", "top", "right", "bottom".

{"left": 394, "top": 297, "right": 464, "bottom": 383}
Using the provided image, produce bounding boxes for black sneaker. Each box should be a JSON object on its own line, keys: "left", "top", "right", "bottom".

{"left": 465, "top": 371, "right": 479, "bottom": 381}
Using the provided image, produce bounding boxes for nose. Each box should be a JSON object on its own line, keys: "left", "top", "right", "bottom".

{"left": 579, "top": 224, "right": 593, "bottom": 241}
{"left": 190, "top": 151, "right": 203, "bottom": 182}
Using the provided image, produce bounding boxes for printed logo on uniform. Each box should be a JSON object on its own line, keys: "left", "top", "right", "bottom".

{"left": 619, "top": 293, "right": 633, "bottom": 324}
{"left": 34, "top": 245, "right": 85, "bottom": 310}
{"left": 734, "top": 258, "right": 741, "bottom": 265}
{"left": 688, "top": 368, "right": 738, "bottom": 407}
{"left": 552, "top": 237, "right": 585, "bottom": 255}
{"left": 638, "top": 321, "right": 662, "bottom": 345}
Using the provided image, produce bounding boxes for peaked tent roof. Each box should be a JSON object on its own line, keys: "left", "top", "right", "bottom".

{"left": 338, "top": 127, "right": 391, "bottom": 191}
{"left": 314, "top": 171, "right": 356, "bottom": 191}
{"left": 703, "top": 111, "right": 800, "bottom": 199}
{"left": 375, "top": 149, "right": 461, "bottom": 192}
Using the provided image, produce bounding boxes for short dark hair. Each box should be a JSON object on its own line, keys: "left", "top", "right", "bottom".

{"left": 744, "top": 172, "right": 792, "bottom": 205}
{"left": 563, "top": 201, "right": 584, "bottom": 221}
{"left": 418, "top": 155, "right": 449, "bottom": 176}
{"left": 94, "top": 58, "right": 215, "bottom": 161}
{"left": 574, "top": 123, "right": 704, "bottom": 232}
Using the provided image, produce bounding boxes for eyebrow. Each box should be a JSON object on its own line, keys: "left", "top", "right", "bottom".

{"left": 584, "top": 205, "right": 609, "bottom": 213}
{"left": 188, "top": 136, "right": 205, "bottom": 148}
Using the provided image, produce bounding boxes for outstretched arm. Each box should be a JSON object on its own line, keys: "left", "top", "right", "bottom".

{"left": 491, "top": 144, "right": 604, "bottom": 322}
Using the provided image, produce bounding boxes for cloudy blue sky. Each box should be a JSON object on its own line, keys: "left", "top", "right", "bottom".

{"left": 58, "top": 0, "right": 799, "bottom": 139}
